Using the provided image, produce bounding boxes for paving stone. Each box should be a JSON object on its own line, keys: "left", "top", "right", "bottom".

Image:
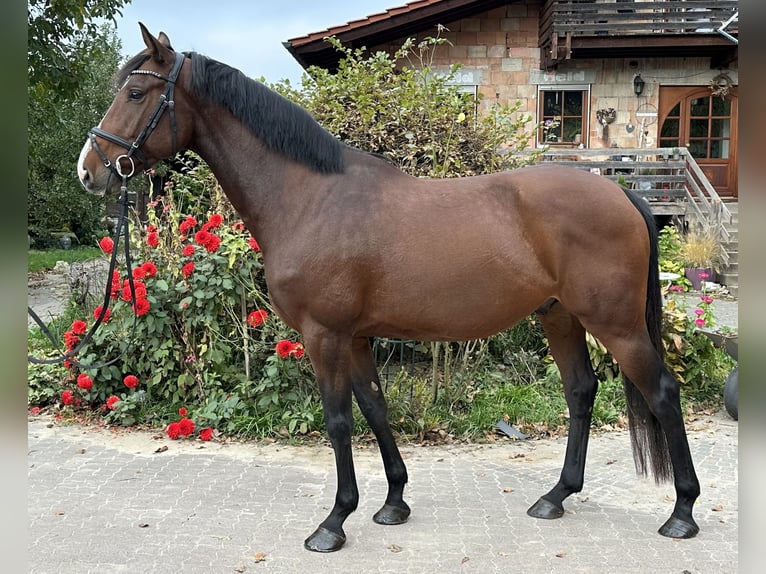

{"left": 29, "top": 412, "right": 737, "bottom": 573}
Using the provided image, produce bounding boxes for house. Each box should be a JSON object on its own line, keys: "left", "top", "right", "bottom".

{"left": 284, "top": 0, "right": 739, "bottom": 199}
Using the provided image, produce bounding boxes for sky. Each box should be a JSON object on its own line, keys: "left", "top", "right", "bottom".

{"left": 115, "top": 0, "right": 401, "bottom": 85}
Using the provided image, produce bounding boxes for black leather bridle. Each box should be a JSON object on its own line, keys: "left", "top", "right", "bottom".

{"left": 27, "top": 51, "right": 186, "bottom": 369}
{"left": 88, "top": 51, "right": 186, "bottom": 181}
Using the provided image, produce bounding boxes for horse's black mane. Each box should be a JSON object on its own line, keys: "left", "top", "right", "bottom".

{"left": 116, "top": 51, "right": 346, "bottom": 174}
{"left": 186, "top": 52, "right": 345, "bottom": 174}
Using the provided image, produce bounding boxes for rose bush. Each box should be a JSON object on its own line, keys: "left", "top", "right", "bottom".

{"left": 46, "top": 160, "right": 316, "bottom": 437}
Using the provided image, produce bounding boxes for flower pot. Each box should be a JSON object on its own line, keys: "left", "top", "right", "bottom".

{"left": 684, "top": 267, "right": 715, "bottom": 290}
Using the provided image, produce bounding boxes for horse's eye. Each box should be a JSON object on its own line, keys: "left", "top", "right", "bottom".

{"left": 128, "top": 89, "right": 143, "bottom": 101}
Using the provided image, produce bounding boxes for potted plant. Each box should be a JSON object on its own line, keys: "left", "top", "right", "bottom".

{"left": 679, "top": 228, "right": 722, "bottom": 290}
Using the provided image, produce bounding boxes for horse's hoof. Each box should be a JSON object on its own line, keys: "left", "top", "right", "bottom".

{"left": 304, "top": 526, "right": 346, "bottom": 552}
{"left": 527, "top": 497, "right": 565, "bottom": 520}
{"left": 373, "top": 503, "right": 411, "bottom": 525}
{"left": 658, "top": 515, "right": 700, "bottom": 539}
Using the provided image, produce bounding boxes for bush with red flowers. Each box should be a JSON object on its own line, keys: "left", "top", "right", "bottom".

{"left": 33, "top": 157, "right": 315, "bottom": 437}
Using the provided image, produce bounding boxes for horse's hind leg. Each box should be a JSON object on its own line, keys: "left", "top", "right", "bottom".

{"left": 606, "top": 334, "right": 700, "bottom": 538}
{"left": 528, "top": 303, "right": 599, "bottom": 520}
{"left": 350, "top": 337, "right": 411, "bottom": 525}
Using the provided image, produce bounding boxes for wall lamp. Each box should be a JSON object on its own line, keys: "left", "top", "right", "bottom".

{"left": 633, "top": 74, "right": 645, "bottom": 97}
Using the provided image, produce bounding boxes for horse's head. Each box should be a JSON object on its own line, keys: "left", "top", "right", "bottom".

{"left": 77, "top": 23, "right": 193, "bottom": 195}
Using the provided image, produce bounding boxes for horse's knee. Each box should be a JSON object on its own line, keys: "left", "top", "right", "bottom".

{"left": 324, "top": 411, "right": 353, "bottom": 446}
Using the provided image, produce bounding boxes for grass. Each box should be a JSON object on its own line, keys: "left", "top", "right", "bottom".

{"left": 28, "top": 247, "right": 102, "bottom": 273}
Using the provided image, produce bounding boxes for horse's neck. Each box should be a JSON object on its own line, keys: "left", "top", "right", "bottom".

{"left": 189, "top": 108, "right": 306, "bottom": 247}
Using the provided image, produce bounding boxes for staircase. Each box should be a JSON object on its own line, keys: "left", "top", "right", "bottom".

{"left": 535, "top": 147, "right": 738, "bottom": 296}
{"left": 718, "top": 202, "right": 739, "bottom": 297}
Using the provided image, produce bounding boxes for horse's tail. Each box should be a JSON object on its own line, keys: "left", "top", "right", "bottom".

{"left": 620, "top": 188, "right": 673, "bottom": 483}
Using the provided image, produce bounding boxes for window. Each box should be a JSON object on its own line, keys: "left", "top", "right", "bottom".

{"left": 538, "top": 86, "right": 589, "bottom": 145}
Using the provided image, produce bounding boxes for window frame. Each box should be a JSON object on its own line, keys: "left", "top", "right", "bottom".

{"left": 537, "top": 84, "right": 591, "bottom": 147}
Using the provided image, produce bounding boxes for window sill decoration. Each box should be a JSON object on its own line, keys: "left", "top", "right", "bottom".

{"left": 596, "top": 108, "right": 616, "bottom": 143}
{"left": 709, "top": 72, "right": 732, "bottom": 99}
{"left": 596, "top": 108, "right": 616, "bottom": 126}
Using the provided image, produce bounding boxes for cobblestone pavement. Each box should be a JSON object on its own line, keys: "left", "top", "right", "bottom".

{"left": 28, "top": 411, "right": 738, "bottom": 574}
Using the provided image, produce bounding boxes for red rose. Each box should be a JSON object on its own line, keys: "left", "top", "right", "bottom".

{"left": 141, "top": 262, "right": 158, "bottom": 278}
{"left": 182, "top": 262, "right": 195, "bottom": 277}
{"left": 248, "top": 237, "right": 260, "bottom": 251}
{"left": 275, "top": 341, "right": 305, "bottom": 358}
{"left": 203, "top": 234, "right": 221, "bottom": 253}
{"left": 166, "top": 422, "right": 181, "bottom": 440}
{"left": 199, "top": 428, "right": 213, "bottom": 441}
{"left": 123, "top": 374, "right": 139, "bottom": 389}
{"left": 247, "top": 309, "right": 268, "bottom": 327}
{"left": 275, "top": 340, "right": 294, "bottom": 358}
{"left": 178, "top": 407, "right": 187, "bottom": 417}
{"left": 133, "top": 298, "right": 151, "bottom": 316}
{"left": 178, "top": 418, "right": 195, "bottom": 436}
{"left": 206, "top": 214, "right": 223, "bottom": 229}
{"left": 99, "top": 236, "right": 114, "bottom": 254}
{"left": 130, "top": 266, "right": 146, "bottom": 280}
{"left": 146, "top": 224, "right": 158, "bottom": 233}
{"left": 93, "top": 306, "right": 112, "bottom": 322}
{"left": 178, "top": 216, "right": 197, "bottom": 234}
{"left": 121, "top": 280, "right": 147, "bottom": 302}
{"left": 183, "top": 244, "right": 195, "bottom": 257}
{"left": 106, "top": 395, "right": 120, "bottom": 410}
{"left": 71, "top": 320, "right": 87, "bottom": 335}
{"left": 76, "top": 373, "right": 93, "bottom": 391}
{"left": 110, "top": 271, "right": 121, "bottom": 299}
{"left": 147, "top": 231, "right": 159, "bottom": 248}
{"left": 63, "top": 330, "right": 79, "bottom": 351}
{"left": 61, "top": 390, "right": 74, "bottom": 405}
{"left": 194, "top": 230, "right": 211, "bottom": 246}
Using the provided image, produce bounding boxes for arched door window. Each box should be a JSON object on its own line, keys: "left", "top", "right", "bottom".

{"left": 658, "top": 87, "right": 737, "bottom": 196}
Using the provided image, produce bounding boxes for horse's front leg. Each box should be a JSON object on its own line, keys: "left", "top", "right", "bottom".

{"left": 350, "top": 337, "right": 410, "bottom": 525}
{"left": 302, "top": 332, "right": 358, "bottom": 552}
{"left": 528, "top": 306, "right": 598, "bottom": 520}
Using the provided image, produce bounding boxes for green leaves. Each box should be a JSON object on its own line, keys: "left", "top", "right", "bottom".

{"left": 274, "top": 32, "right": 538, "bottom": 180}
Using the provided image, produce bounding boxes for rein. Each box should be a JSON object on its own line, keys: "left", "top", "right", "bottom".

{"left": 27, "top": 51, "right": 186, "bottom": 370}
{"left": 27, "top": 179, "right": 137, "bottom": 370}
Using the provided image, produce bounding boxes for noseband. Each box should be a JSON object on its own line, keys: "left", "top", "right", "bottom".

{"left": 88, "top": 51, "right": 185, "bottom": 179}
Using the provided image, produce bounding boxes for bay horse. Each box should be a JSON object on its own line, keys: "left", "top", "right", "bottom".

{"left": 77, "top": 24, "right": 700, "bottom": 552}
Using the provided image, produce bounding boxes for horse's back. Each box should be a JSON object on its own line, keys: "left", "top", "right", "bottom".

{"left": 309, "top": 158, "right": 651, "bottom": 340}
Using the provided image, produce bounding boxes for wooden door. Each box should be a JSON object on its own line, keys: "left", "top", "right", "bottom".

{"left": 659, "top": 86, "right": 738, "bottom": 197}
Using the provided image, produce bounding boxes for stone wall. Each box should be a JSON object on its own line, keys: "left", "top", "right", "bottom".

{"left": 370, "top": 0, "right": 738, "bottom": 151}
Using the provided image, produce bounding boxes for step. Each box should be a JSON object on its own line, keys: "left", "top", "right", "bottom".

{"left": 722, "top": 250, "right": 738, "bottom": 264}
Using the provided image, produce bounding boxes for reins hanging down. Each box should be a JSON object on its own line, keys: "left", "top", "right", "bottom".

{"left": 27, "top": 177, "right": 139, "bottom": 371}
{"left": 28, "top": 52, "right": 185, "bottom": 369}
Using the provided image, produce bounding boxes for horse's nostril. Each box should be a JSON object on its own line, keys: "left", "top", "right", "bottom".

{"left": 77, "top": 166, "right": 91, "bottom": 189}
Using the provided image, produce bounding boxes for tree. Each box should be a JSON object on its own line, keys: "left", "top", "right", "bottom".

{"left": 28, "top": 0, "right": 130, "bottom": 100}
{"left": 28, "top": 25, "right": 124, "bottom": 246}
{"left": 275, "top": 34, "right": 540, "bottom": 178}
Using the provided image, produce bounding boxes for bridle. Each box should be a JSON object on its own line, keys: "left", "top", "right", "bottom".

{"left": 88, "top": 50, "right": 186, "bottom": 181}
{"left": 27, "top": 51, "right": 186, "bottom": 369}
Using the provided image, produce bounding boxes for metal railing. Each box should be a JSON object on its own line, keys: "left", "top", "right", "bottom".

{"left": 537, "top": 146, "right": 732, "bottom": 262}
{"left": 542, "top": 0, "right": 739, "bottom": 39}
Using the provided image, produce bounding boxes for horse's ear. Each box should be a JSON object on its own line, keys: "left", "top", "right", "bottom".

{"left": 138, "top": 22, "right": 174, "bottom": 64}
{"left": 157, "top": 32, "right": 173, "bottom": 50}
